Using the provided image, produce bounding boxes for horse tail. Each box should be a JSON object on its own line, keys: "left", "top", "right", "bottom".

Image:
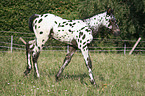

{"left": 29, "top": 14, "right": 39, "bottom": 32}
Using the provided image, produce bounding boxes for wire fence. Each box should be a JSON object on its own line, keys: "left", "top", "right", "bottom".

{"left": 0, "top": 31, "right": 145, "bottom": 54}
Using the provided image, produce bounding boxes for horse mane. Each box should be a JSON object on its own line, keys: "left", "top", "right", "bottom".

{"left": 81, "top": 11, "right": 106, "bottom": 20}
{"left": 82, "top": 13, "right": 97, "bottom": 20}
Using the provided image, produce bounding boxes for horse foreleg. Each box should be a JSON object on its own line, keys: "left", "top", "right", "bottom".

{"left": 24, "top": 42, "right": 34, "bottom": 76}
{"left": 81, "top": 46, "right": 96, "bottom": 85}
{"left": 56, "top": 46, "right": 76, "bottom": 80}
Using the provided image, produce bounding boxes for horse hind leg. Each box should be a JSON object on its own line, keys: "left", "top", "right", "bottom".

{"left": 32, "top": 33, "right": 49, "bottom": 78}
{"left": 24, "top": 40, "right": 35, "bottom": 76}
{"left": 56, "top": 45, "right": 76, "bottom": 80}
{"left": 32, "top": 48, "right": 40, "bottom": 78}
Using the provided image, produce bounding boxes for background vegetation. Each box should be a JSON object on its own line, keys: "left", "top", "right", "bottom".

{"left": 1, "top": 1, "right": 145, "bottom": 95}
{"left": 0, "top": 0, "right": 145, "bottom": 51}
{"left": 0, "top": 51, "right": 145, "bottom": 95}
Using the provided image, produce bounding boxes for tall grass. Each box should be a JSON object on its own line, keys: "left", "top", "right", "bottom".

{"left": 0, "top": 51, "right": 144, "bottom": 96}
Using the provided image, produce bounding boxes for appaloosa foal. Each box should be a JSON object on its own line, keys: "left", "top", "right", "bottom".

{"left": 24, "top": 8, "right": 120, "bottom": 85}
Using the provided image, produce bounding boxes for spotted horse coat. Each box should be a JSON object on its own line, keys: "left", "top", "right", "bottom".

{"left": 24, "top": 8, "right": 120, "bottom": 85}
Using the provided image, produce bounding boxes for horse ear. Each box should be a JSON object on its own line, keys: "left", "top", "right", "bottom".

{"left": 107, "top": 8, "right": 113, "bottom": 15}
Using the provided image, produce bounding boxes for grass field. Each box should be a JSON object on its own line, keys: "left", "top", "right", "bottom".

{"left": 0, "top": 51, "right": 144, "bottom": 96}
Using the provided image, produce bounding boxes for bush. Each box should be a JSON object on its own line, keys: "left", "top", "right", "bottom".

{"left": 0, "top": 0, "right": 145, "bottom": 51}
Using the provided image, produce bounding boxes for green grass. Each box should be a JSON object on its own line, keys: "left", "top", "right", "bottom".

{"left": 0, "top": 51, "right": 145, "bottom": 96}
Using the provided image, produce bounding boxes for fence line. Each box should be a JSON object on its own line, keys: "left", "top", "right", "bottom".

{"left": 1, "top": 31, "right": 145, "bottom": 42}
{"left": 1, "top": 44, "right": 145, "bottom": 52}
{"left": 0, "top": 31, "right": 145, "bottom": 53}
{"left": 0, "top": 31, "right": 34, "bottom": 35}
{"left": 1, "top": 44, "right": 145, "bottom": 50}
{"left": 0, "top": 39, "right": 145, "bottom": 52}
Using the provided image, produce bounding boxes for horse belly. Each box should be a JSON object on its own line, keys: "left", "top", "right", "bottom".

{"left": 53, "top": 30, "right": 74, "bottom": 43}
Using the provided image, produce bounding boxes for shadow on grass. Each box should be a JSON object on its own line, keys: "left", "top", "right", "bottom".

{"left": 55, "top": 72, "right": 104, "bottom": 86}
{"left": 56, "top": 73, "right": 88, "bottom": 84}
{"left": 24, "top": 68, "right": 105, "bottom": 86}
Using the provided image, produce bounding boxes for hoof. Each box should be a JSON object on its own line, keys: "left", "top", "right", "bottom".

{"left": 34, "top": 73, "right": 40, "bottom": 78}
{"left": 24, "top": 67, "right": 31, "bottom": 76}
{"left": 55, "top": 75, "right": 58, "bottom": 81}
{"left": 90, "top": 80, "right": 99, "bottom": 88}
{"left": 55, "top": 75, "right": 59, "bottom": 81}
{"left": 24, "top": 69, "right": 30, "bottom": 76}
{"left": 90, "top": 80, "right": 96, "bottom": 85}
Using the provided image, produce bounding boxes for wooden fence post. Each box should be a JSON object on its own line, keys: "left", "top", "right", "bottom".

{"left": 124, "top": 43, "right": 126, "bottom": 55}
{"left": 129, "top": 37, "right": 141, "bottom": 55}
{"left": 11, "top": 35, "right": 13, "bottom": 53}
{"left": 19, "top": 37, "right": 26, "bottom": 45}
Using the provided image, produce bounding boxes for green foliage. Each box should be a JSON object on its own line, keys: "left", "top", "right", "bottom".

{"left": 78, "top": 0, "right": 145, "bottom": 49}
{"left": 78, "top": 0, "right": 145, "bottom": 40}
{"left": 0, "top": 51, "right": 145, "bottom": 95}
{"left": 0, "top": 0, "right": 145, "bottom": 51}
{"left": 0, "top": 0, "right": 80, "bottom": 32}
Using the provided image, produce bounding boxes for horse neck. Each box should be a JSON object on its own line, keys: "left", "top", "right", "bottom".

{"left": 84, "top": 12, "right": 108, "bottom": 32}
